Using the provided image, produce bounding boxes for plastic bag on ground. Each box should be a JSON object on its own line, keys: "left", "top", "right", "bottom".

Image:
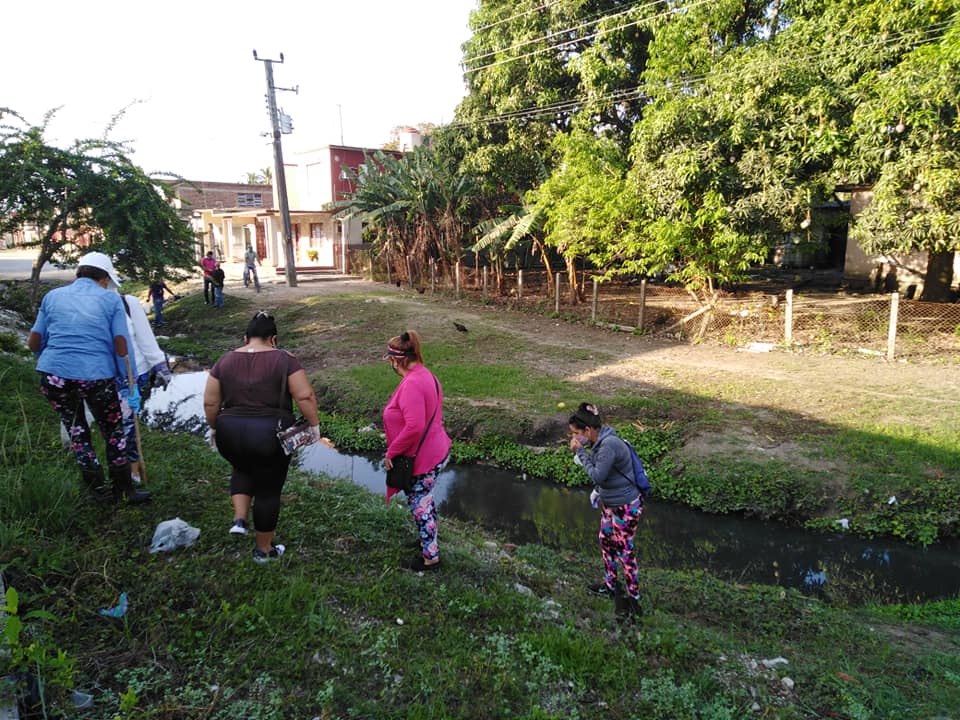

{"left": 149, "top": 517, "right": 200, "bottom": 553}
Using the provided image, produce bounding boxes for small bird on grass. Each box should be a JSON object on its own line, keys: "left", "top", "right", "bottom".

{"left": 453, "top": 321, "right": 468, "bottom": 333}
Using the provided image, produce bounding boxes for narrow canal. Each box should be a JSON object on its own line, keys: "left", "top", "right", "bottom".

{"left": 145, "top": 372, "right": 960, "bottom": 604}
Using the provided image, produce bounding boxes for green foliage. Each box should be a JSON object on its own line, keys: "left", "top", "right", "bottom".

{"left": 867, "top": 598, "right": 960, "bottom": 631}
{"left": 0, "top": 280, "right": 36, "bottom": 318}
{"left": 0, "top": 331, "right": 28, "bottom": 356}
{"left": 0, "top": 363, "right": 77, "bottom": 553}
{"left": 0, "top": 342, "right": 959, "bottom": 718}
{"left": 334, "top": 145, "right": 477, "bottom": 285}
{"left": 0, "top": 108, "right": 197, "bottom": 305}
{"left": 638, "top": 672, "right": 737, "bottom": 720}
{"left": 1, "top": 586, "right": 77, "bottom": 713}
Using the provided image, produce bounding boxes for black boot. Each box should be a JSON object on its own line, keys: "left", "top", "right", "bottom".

{"left": 616, "top": 593, "right": 643, "bottom": 619}
{"left": 80, "top": 468, "right": 112, "bottom": 502}
{"left": 109, "top": 466, "right": 151, "bottom": 505}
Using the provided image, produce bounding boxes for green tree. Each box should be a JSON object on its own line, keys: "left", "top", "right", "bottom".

{"left": 242, "top": 167, "right": 273, "bottom": 184}
{"left": 456, "top": 0, "right": 655, "bottom": 201}
{"left": 335, "top": 145, "right": 477, "bottom": 287}
{"left": 840, "top": 10, "right": 960, "bottom": 301}
{"left": 0, "top": 109, "right": 197, "bottom": 304}
{"left": 472, "top": 204, "right": 551, "bottom": 294}
{"left": 530, "top": 129, "right": 632, "bottom": 303}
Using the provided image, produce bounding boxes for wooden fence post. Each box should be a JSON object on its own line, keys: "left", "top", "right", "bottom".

{"left": 785, "top": 289, "right": 793, "bottom": 345}
{"left": 517, "top": 269, "right": 523, "bottom": 301}
{"left": 637, "top": 279, "right": 647, "bottom": 332}
{"left": 455, "top": 261, "right": 461, "bottom": 299}
{"left": 386, "top": 260, "right": 391, "bottom": 286}
{"left": 591, "top": 279, "right": 599, "bottom": 323}
{"left": 887, "top": 292, "right": 899, "bottom": 361}
{"left": 555, "top": 273, "right": 561, "bottom": 313}
{"left": 482, "top": 266, "right": 488, "bottom": 301}
{"left": 430, "top": 259, "right": 436, "bottom": 294}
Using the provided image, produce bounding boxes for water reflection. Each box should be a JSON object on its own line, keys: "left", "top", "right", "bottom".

{"left": 149, "top": 372, "right": 960, "bottom": 603}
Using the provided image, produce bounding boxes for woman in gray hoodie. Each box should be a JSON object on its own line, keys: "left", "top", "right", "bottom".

{"left": 569, "top": 402, "right": 644, "bottom": 617}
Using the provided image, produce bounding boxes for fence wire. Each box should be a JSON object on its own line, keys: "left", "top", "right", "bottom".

{"left": 361, "top": 260, "right": 960, "bottom": 361}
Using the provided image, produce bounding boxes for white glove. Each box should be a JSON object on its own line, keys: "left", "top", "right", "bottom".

{"left": 590, "top": 489, "right": 600, "bottom": 509}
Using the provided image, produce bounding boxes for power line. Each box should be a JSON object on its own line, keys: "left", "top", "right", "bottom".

{"left": 451, "top": 19, "right": 955, "bottom": 129}
{"left": 466, "top": 0, "right": 670, "bottom": 66}
{"left": 472, "top": 0, "right": 565, "bottom": 34}
{"left": 464, "top": 0, "right": 718, "bottom": 75}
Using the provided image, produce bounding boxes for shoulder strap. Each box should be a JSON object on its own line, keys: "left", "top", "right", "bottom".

{"left": 414, "top": 376, "right": 440, "bottom": 456}
{"left": 278, "top": 352, "right": 289, "bottom": 409}
{"left": 603, "top": 434, "right": 633, "bottom": 483}
{"left": 121, "top": 295, "right": 132, "bottom": 317}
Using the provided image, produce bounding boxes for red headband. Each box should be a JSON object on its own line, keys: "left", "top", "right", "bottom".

{"left": 385, "top": 346, "right": 408, "bottom": 358}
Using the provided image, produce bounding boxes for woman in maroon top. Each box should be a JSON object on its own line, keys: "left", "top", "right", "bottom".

{"left": 203, "top": 312, "right": 320, "bottom": 562}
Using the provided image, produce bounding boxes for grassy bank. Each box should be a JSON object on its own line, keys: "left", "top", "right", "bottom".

{"left": 151, "top": 286, "right": 960, "bottom": 546}
{"left": 1, "top": 353, "right": 959, "bottom": 719}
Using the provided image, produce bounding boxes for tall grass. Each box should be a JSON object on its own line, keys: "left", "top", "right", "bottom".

{"left": 0, "top": 363, "right": 77, "bottom": 556}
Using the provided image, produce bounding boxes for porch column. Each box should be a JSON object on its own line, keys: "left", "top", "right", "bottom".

{"left": 225, "top": 218, "right": 234, "bottom": 260}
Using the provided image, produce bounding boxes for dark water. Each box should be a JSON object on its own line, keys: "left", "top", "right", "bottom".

{"left": 147, "top": 372, "right": 960, "bottom": 603}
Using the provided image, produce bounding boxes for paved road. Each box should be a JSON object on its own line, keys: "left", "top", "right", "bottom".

{"left": 0, "top": 249, "right": 75, "bottom": 282}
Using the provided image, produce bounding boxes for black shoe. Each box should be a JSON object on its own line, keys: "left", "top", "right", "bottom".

{"left": 404, "top": 556, "right": 441, "bottom": 572}
{"left": 403, "top": 538, "right": 422, "bottom": 550}
{"left": 110, "top": 468, "right": 151, "bottom": 504}
{"left": 81, "top": 469, "right": 112, "bottom": 502}
{"left": 616, "top": 594, "right": 643, "bottom": 618}
{"left": 587, "top": 581, "right": 618, "bottom": 597}
{"left": 124, "top": 489, "right": 152, "bottom": 505}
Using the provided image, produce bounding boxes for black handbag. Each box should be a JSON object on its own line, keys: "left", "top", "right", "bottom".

{"left": 386, "top": 377, "right": 439, "bottom": 492}
{"left": 386, "top": 455, "right": 417, "bottom": 492}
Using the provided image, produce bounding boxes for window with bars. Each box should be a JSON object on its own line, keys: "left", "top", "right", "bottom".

{"left": 237, "top": 193, "right": 263, "bottom": 208}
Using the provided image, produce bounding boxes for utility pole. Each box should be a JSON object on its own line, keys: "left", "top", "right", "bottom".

{"left": 253, "top": 49, "right": 297, "bottom": 287}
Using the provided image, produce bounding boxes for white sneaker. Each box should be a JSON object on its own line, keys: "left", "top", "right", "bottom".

{"left": 229, "top": 518, "right": 248, "bottom": 535}
{"left": 253, "top": 543, "right": 285, "bottom": 563}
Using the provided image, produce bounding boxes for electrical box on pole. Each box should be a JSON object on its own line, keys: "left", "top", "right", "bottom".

{"left": 253, "top": 49, "right": 297, "bottom": 288}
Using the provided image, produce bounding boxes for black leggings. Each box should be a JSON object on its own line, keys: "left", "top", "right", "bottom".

{"left": 214, "top": 414, "right": 292, "bottom": 532}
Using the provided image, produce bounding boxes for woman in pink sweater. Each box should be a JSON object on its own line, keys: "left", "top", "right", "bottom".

{"left": 383, "top": 330, "right": 451, "bottom": 572}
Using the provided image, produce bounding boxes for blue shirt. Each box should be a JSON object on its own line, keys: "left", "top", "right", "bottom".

{"left": 31, "top": 278, "right": 134, "bottom": 381}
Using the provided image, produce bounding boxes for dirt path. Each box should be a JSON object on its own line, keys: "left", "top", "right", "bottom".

{"left": 255, "top": 275, "right": 960, "bottom": 429}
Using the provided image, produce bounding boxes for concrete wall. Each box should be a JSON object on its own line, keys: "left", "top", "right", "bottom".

{"left": 844, "top": 189, "right": 960, "bottom": 294}
{"left": 174, "top": 181, "right": 274, "bottom": 214}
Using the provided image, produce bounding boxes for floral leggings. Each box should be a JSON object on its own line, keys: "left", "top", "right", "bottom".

{"left": 406, "top": 456, "right": 449, "bottom": 562}
{"left": 599, "top": 495, "right": 644, "bottom": 599}
{"left": 39, "top": 373, "right": 127, "bottom": 473}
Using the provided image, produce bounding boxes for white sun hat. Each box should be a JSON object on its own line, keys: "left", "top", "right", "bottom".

{"left": 77, "top": 251, "right": 122, "bottom": 289}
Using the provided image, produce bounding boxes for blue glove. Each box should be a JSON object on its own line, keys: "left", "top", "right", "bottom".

{"left": 126, "top": 384, "right": 141, "bottom": 413}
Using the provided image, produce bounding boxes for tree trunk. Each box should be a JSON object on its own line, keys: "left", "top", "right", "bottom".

{"left": 532, "top": 235, "right": 553, "bottom": 289}
{"left": 564, "top": 254, "right": 579, "bottom": 304}
{"left": 30, "top": 220, "right": 64, "bottom": 307}
{"left": 920, "top": 249, "right": 956, "bottom": 302}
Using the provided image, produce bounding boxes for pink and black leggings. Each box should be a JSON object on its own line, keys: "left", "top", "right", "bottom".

{"left": 598, "top": 495, "right": 644, "bottom": 600}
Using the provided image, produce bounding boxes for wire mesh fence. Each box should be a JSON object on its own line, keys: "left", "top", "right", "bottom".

{"left": 356, "top": 255, "right": 960, "bottom": 362}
